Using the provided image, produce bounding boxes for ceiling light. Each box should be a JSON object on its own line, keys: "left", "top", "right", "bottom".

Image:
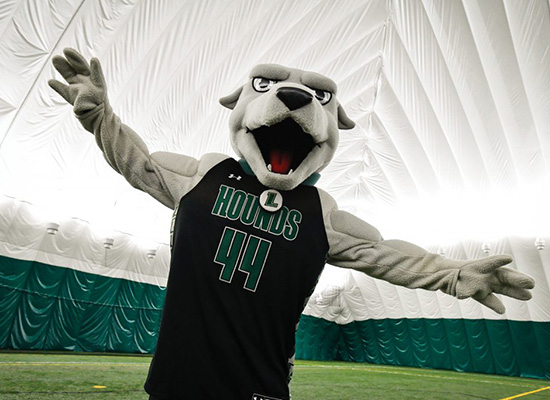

{"left": 46, "top": 222, "right": 59, "bottom": 235}
{"left": 147, "top": 248, "right": 157, "bottom": 259}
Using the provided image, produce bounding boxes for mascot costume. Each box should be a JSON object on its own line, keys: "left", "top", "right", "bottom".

{"left": 49, "top": 48, "right": 534, "bottom": 400}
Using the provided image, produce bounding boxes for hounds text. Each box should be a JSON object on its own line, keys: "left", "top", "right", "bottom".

{"left": 211, "top": 184, "right": 301, "bottom": 241}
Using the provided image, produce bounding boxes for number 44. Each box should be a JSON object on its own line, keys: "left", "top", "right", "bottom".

{"left": 214, "top": 227, "right": 272, "bottom": 292}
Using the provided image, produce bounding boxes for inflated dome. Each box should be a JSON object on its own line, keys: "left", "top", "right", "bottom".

{"left": 0, "top": 0, "right": 548, "bottom": 379}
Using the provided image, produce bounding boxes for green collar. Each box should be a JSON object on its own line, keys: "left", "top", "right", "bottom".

{"left": 238, "top": 159, "right": 320, "bottom": 187}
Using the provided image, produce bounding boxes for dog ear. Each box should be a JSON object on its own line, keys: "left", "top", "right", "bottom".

{"left": 337, "top": 103, "right": 355, "bottom": 130}
{"left": 219, "top": 85, "right": 244, "bottom": 110}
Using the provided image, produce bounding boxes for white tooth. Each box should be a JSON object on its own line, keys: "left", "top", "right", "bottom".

{"left": 288, "top": 169, "right": 293, "bottom": 175}
{"left": 267, "top": 164, "right": 272, "bottom": 171}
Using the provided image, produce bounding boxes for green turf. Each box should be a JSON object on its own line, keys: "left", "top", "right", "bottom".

{"left": 0, "top": 352, "right": 549, "bottom": 399}
{"left": 292, "top": 361, "right": 550, "bottom": 400}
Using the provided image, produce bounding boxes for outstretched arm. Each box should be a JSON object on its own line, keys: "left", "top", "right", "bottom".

{"left": 319, "top": 190, "right": 535, "bottom": 314}
{"left": 49, "top": 48, "right": 227, "bottom": 209}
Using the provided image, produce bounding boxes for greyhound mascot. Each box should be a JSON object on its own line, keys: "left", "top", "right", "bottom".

{"left": 49, "top": 48, "right": 534, "bottom": 400}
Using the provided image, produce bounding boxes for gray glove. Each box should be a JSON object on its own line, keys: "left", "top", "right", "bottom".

{"left": 48, "top": 48, "right": 107, "bottom": 118}
{"left": 456, "top": 255, "right": 535, "bottom": 314}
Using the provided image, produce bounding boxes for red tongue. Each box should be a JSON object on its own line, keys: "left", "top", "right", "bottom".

{"left": 270, "top": 149, "right": 293, "bottom": 174}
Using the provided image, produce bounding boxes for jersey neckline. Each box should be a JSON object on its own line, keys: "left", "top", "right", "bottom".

{"left": 238, "top": 159, "right": 320, "bottom": 187}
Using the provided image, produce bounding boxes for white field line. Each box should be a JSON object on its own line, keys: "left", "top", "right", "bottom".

{"left": 1, "top": 360, "right": 547, "bottom": 392}
{"left": 0, "top": 361, "right": 148, "bottom": 366}
{"left": 294, "top": 363, "right": 548, "bottom": 390}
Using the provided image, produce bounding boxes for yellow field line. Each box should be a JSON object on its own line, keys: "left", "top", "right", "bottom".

{"left": 500, "top": 386, "right": 550, "bottom": 400}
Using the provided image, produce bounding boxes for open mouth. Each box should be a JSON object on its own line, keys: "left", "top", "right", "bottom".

{"left": 249, "top": 118, "right": 316, "bottom": 175}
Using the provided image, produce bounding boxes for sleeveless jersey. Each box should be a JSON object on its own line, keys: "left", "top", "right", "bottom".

{"left": 144, "top": 158, "right": 329, "bottom": 400}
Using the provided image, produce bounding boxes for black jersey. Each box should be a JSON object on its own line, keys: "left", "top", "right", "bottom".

{"left": 144, "top": 158, "right": 329, "bottom": 400}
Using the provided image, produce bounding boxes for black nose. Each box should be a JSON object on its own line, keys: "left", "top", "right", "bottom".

{"left": 276, "top": 87, "right": 313, "bottom": 111}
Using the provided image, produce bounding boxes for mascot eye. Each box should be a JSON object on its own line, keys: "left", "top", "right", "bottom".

{"left": 253, "top": 77, "right": 278, "bottom": 92}
{"left": 314, "top": 89, "right": 332, "bottom": 105}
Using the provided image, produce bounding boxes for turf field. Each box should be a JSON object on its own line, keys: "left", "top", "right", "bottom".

{"left": 0, "top": 352, "right": 549, "bottom": 399}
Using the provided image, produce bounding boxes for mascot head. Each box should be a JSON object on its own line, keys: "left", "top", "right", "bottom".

{"left": 220, "top": 64, "right": 355, "bottom": 191}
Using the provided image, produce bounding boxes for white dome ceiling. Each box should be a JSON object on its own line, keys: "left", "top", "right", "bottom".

{"left": 1, "top": 0, "right": 549, "bottom": 249}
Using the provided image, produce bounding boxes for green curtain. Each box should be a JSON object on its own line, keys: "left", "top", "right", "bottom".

{"left": 2, "top": 254, "right": 549, "bottom": 380}
{"left": 296, "top": 315, "right": 550, "bottom": 380}
{"left": 0, "top": 255, "right": 165, "bottom": 353}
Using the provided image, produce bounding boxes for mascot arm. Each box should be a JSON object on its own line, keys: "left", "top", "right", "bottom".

{"left": 319, "top": 190, "right": 535, "bottom": 314}
{"left": 85, "top": 109, "right": 226, "bottom": 208}
{"left": 49, "top": 48, "right": 228, "bottom": 209}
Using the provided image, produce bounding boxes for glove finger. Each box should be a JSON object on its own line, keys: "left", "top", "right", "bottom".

{"left": 493, "top": 284, "right": 532, "bottom": 300}
{"left": 475, "top": 255, "right": 513, "bottom": 274}
{"left": 52, "top": 55, "right": 78, "bottom": 82}
{"left": 63, "top": 48, "right": 90, "bottom": 76}
{"left": 48, "top": 79, "right": 74, "bottom": 104}
{"left": 497, "top": 267, "right": 535, "bottom": 289}
{"left": 475, "top": 293, "right": 505, "bottom": 314}
{"left": 90, "top": 58, "right": 106, "bottom": 90}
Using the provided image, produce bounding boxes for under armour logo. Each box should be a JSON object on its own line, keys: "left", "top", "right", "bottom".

{"left": 228, "top": 174, "right": 242, "bottom": 180}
